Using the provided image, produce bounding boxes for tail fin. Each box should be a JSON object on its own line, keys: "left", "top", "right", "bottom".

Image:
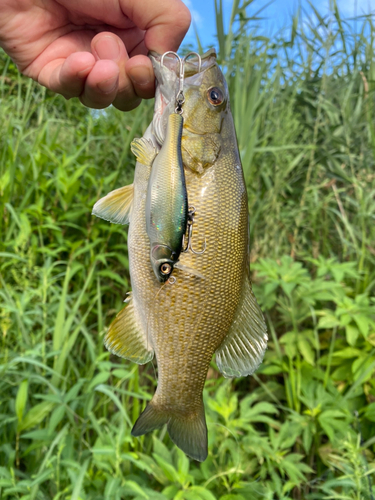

{"left": 131, "top": 401, "right": 169, "bottom": 435}
{"left": 131, "top": 399, "right": 207, "bottom": 462}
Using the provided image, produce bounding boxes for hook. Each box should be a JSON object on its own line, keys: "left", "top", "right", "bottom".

{"left": 160, "top": 51, "right": 185, "bottom": 114}
{"left": 160, "top": 51, "right": 202, "bottom": 115}
{"left": 160, "top": 51, "right": 181, "bottom": 68}
{"left": 183, "top": 52, "right": 202, "bottom": 73}
{"left": 182, "top": 206, "right": 206, "bottom": 255}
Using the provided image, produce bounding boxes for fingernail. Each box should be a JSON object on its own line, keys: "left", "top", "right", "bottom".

{"left": 128, "top": 66, "right": 153, "bottom": 86}
{"left": 97, "top": 75, "right": 118, "bottom": 93}
{"left": 94, "top": 36, "right": 121, "bottom": 60}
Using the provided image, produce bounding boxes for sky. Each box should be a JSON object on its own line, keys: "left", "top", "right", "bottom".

{"left": 182, "top": 0, "right": 375, "bottom": 50}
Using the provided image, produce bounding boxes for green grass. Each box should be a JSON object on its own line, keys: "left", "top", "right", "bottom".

{"left": 1, "top": 1, "right": 375, "bottom": 498}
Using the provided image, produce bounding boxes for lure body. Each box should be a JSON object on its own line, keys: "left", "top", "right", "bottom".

{"left": 146, "top": 113, "right": 187, "bottom": 282}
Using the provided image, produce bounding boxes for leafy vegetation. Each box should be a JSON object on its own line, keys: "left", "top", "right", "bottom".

{"left": 1, "top": 0, "right": 375, "bottom": 498}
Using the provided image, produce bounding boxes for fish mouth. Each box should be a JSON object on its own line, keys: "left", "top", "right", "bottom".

{"left": 149, "top": 49, "right": 218, "bottom": 145}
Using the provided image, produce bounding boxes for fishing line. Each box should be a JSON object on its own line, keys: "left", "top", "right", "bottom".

{"left": 145, "top": 277, "right": 176, "bottom": 354}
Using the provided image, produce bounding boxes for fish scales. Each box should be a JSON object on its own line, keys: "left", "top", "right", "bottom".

{"left": 94, "top": 49, "right": 268, "bottom": 462}
{"left": 130, "top": 89, "right": 248, "bottom": 424}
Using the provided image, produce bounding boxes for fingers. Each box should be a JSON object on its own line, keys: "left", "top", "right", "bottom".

{"left": 38, "top": 50, "right": 121, "bottom": 109}
{"left": 126, "top": 55, "right": 155, "bottom": 99}
{"left": 37, "top": 33, "right": 153, "bottom": 110}
{"left": 54, "top": 52, "right": 96, "bottom": 99}
{"left": 80, "top": 59, "right": 120, "bottom": 108}
{"left": 89, "top": 32, "right": 145, "bottom": 111}
{"left": 120, "top": 0, "right": 191, "bottom": 53}
{"left": 24, "top": 0, "right": 191, "bottom": 111}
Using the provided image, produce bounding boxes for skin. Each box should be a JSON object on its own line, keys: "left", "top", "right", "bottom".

{"left": 0, "top": 0, "right": 191, "bottom": 110}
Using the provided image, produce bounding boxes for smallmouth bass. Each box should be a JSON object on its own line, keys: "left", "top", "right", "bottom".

{"left": 93, "top": 49, "right": 267, "bottom": 462}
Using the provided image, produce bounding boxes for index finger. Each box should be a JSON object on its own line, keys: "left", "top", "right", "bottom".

{"left": 119, "top": 0, "right": 191, "bottom": 54}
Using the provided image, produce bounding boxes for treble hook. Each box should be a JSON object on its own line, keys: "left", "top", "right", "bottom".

{"left": 160, "top": 51, "right": 203, "bottom": 115}
{"left": 183, "top": 52, "right": 202, "bottom": 73}
{"left": 160, "top": 51, "right": 185, "bottom": 114}
{"left": 160, "top": 51, "right": 181, "bottom": 68}
{"left": 182, "top": 206, "right": 206, "bottom": 255}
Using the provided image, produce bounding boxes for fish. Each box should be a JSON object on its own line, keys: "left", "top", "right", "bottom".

{"left": 145, "top": 112, "right": 188, "bottom": 282}
{"left": 93, "top": 48, "right": 268, "bottom": 462}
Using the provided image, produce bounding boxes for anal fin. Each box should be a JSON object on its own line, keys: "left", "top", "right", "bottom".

{"left": 92, "top": 184, "right": 133, "bottom": 225}
{"left": 104, "top": 292, "right": 154, "bottom": 364}
{"left": 215, "top": 272, "right": 268, "bottom": 378}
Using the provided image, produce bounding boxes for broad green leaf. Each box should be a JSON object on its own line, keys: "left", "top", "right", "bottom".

{"left": 298, "top": 337, "right": 315, "bottom": 365}
{"left": 189, "top": 486, "right": 217, "bottom": 500}
{"left": 345, "top": 324, "right": 359, "bottom": 346}
{"left": 153, "top": 454, "right": 180, "bottom": 484}
{"left": 48, "top": 405, "right": 66, "bottom": 433}
{"left": 317, "top": 314, "right": 340, "bottom": 329}
{"left": 15, "top": 379, "right": 28, "bottom": 423}
{"left": 19, "top": 401, "right": 55, "bottom": 432}
{"left": 354, "top": 314, "right": 372, "bottom": 337}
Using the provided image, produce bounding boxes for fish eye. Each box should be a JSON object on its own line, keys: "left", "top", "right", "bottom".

{"left": 160, "top": 263, "right": 172, "bottom": 275}
{"left": 207, "top": 87, "right": 224, "bottom": 106}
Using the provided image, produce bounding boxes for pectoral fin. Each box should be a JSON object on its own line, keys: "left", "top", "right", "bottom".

{"left": 131, "top": 138, "right": 158, "bottom": 166}
{"left": 104, "top": 292, "right": 154, "bottom": 364}
{"left": 215, "top": 273, "right": 268, "bottom": 378}
{"left": 92, "top": 184, "right": 133, "bottom": 225}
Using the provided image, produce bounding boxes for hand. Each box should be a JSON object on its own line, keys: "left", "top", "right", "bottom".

{"left": 0, "top": 0, "right": 191, "bottom": 110}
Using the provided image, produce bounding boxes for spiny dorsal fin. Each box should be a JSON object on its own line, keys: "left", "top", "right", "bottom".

{"left": 215, "top": 272, "right": 268, "bottom": 378}
{"left": 131, "top": 138, "right": 157, "bottom": 166}
{"left": 104, "top": 292, "right": 154, "bottom": 364}
{"left": 92, "top": 184, "right": 133, "bottom": 225}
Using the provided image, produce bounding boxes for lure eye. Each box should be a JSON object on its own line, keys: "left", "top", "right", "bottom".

{"left": 160, "top": 263, "right": 172, "bottom": 275}
{"left": 207, "top": 87, "right": 224, "bottom": 106}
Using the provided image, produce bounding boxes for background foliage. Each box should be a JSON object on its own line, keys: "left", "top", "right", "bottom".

{"left": 1, "top": 0, "right": 375, "bottom": 498}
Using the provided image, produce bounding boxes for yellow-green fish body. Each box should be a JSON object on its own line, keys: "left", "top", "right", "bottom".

{"left": 94, "top": 49, "right": 267, "bottom": 462}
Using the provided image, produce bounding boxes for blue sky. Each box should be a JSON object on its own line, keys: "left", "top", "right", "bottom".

{"left": 182, "top": 0, "right": 375, "bottom": 49}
